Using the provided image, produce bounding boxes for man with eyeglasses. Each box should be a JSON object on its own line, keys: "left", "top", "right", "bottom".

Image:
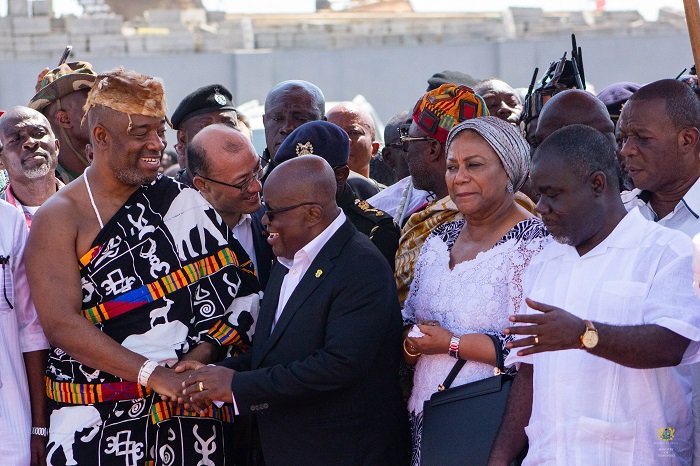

{"left": 188, "top": 123, "right": 274, "bottom": 288}
{"left": 171, "top": 83, "right": 238, "bottom": 187}
{"left": 368, "top": 112, "right": 430, "bottom": 226}
{"left": 177, "top": 154, "right": 410, "bottom": 466}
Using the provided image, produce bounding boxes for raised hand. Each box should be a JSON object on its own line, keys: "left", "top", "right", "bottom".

{"left": 504, "top": 297, "right": 586, "bottom": 356}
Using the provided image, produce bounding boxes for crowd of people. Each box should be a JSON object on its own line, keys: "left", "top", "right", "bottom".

{"left": 2, "top": 42, "right": 700, "bottom": 466}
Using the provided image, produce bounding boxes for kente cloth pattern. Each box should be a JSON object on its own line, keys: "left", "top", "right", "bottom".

{"left": 411, "top": 84, "right": 488, "bottom": 144}
{"left": 46, "top": 175, "right": 260, "bottom": 466}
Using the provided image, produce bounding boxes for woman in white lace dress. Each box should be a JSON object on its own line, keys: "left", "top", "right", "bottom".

{"left": 402, "top": 116, "right": 549, "bottom": 465}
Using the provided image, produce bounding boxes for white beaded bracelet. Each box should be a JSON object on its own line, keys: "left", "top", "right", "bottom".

{"left": 137, "top": 359, "right": 159, "bottom": 387}
{"left": 31, "top": 427, "right": 49, "bottom": 437}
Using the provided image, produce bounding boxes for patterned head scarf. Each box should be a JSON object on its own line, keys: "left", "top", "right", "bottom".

{"left": 411, "top": 84, "right": 488, "bottom": 144}
{"left": 445, "top": 116, "right": 530, "bottom": 191}
{"left": 83, "top": 68, "right": 169, "bottom": 130}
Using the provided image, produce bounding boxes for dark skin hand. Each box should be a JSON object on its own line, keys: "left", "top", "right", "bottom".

{"left": 176, "top": 361, "right": 234, "bottom": 413}
{"left": 505, "top": 297, "right": 585, "bottom": 356}
{"left": 24, "top": 349, "right": 48, "bottom": 466}
{"left": 505, "top": 298, "right": 689, "bottom": 368}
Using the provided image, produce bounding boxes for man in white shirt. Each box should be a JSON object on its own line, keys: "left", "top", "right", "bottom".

{"left": 489, "top": 125, "right": 700, "bottom": 465}
{"left": 0, "top": 106, "right": 63, "bottom": 229}
{"left": 617, "top": 78, "right": 700, "bottom": 464}
{"left": 178, "top": 155, "right": 409, "bottom": 465}
{"left": 188, "top": 124, "right": 274, "bottom": 288}
{"left": 0, "top": 201, "right": 50, "bottom": 464}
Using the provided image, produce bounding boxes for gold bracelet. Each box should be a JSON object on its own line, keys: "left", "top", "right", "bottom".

{"left": 403, "top": 338, "right": 421, "bottom": 357}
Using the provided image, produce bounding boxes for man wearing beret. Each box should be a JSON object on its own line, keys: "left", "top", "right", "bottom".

{"left": 28, "top": 61, "right": 96, "bottom": 184}
{"left": 171, "top": 84, "right": 238, "bottom": 187}
{"left": 275, "top": 120, "right": 400, "bottom": 270}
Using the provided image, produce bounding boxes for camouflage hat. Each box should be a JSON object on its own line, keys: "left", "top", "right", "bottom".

{"left": 28, "top": 61, "right": 97, "bottom": 112}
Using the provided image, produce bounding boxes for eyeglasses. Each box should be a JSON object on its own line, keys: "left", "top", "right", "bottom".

{"left": 262, "top": 201, "right": 319, "bottom": 221}
{"left": 195, "top": 163, "right": 264, "bottom": 192}
{"left": 398, "top": 124, "right": 437, "bottom": 152}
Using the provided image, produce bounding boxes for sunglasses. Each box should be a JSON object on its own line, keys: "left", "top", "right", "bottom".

{"left": 262, "top": 201, "right": 319, "bottom": 221}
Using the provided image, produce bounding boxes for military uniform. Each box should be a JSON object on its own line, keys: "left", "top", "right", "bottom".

{"left": 337, "top": 183, "right": 399, "bottom": 270}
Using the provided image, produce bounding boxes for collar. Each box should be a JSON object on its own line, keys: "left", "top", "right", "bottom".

{"left": 233, "top": 213, "right": 252, "bottom": 228}
{"left": 277, "top": 210, "right": 346, "bottom": 269}
{"left": 539, "top": 208, "right": 647, "bottom": 260}
{"left": 624, "top": 177, "right": 700, "bottom": 221}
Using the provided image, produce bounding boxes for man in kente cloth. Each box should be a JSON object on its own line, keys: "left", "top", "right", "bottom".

{"left": 25, "top": 68, "right": 261, "bottom": 465}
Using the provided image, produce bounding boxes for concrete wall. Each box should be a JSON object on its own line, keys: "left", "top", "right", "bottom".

{"left": 0, "top": 30, "right": 690, "bottom": 146}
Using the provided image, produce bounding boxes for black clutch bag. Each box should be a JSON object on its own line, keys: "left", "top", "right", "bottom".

{"left": 420, "top": 334, "right": 517, "bottom": 466}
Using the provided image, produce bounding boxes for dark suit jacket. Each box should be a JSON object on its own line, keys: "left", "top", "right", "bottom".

{"left": 223, "top": 219, "right": 409, "bottom": 466}
{"left": 250, "top": 213, "right": 273, "bottom": 289}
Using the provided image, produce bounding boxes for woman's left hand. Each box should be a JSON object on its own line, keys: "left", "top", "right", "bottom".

{"left": 406, "top": 324, "right": 454, "bottom": 355}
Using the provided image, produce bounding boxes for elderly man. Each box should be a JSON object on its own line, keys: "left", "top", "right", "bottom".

{"left": 188, "top": 123, "right": 273, "bottom": 287}
{"left": 0, "top": 107, "right": 63, "bottom": 228}
{"left": 262, "top": 80, "right": 325, "bottom": 165}
{"left": 473, "top": 78, "right": 523, "bottom": 126}
{"left": 179, "top": 155, "right": 409, "bottom": 466}
{"left": 275, "top": 120, "right": 399, "bottom": 269}
{"left": 617, "top": 78, "right": 700, "bottom": 463}
{"left": 25, "top": 69, "right": 260, "bottom": 465}
{"left": 171, "top": 83, "right": 238, "bottom": 187}
{"left": 28, "top": 61, "right": 96, "bottom": 184}
{"left": 489, "top": 124, "right": 700, "bottom": 465}
{"left": 368, "top": 112, "right": 430, "bottom": 225}
{"left": 326, "top": 102, "right": 385, "bottom": 197}
{"left": 0, "top": 201, "right": 50, "bottom": 466}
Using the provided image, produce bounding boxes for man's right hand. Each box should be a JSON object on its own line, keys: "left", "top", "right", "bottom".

{"left": 149, "top": 366, "right": 188, "bottom": 403}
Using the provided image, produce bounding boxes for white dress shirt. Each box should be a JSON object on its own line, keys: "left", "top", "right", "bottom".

{"left": 231, "top": 213, "right": 258, "bottom": 273}
{"left": 622, "top": 180, "right": 700, "bottom": 465}
{"left": 272, "top": 210, "right": 346, "bottom": 331}
{"left": 0, "top": 200, "right": 49, "bottom": 464}
{"left": 507, "top": 208, "right": 700, "bottom": 466}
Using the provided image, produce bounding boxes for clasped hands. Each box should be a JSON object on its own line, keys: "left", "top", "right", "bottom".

{"left": 149, "top": 361, "right": 235, "bottom": 414}
{"left": 504, "top": 297, "right": 587, "bottom": 355}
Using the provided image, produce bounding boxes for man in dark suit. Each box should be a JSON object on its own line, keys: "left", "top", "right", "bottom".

{"left": 187, "top": 124, "right": 273, "bottom": 288}
{"left": 179, "top": 155, "right": 409, "bottom": 466}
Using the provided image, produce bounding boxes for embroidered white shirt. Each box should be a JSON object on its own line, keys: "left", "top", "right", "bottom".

{"left": 368, "top": 176, "right": 430, "bottom": 225}
{"left": 507, "top": 208, "right": 700, "bottom": 466}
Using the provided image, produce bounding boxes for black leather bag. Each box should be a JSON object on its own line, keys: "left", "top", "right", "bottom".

{"left": 420, "top": 335, "right": 515, "bottom": 466}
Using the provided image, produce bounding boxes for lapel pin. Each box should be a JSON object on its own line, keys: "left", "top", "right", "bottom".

{"left": 315, "top": 269, "right": 323, "bottom": 278}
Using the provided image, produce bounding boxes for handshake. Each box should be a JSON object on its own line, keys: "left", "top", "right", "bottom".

{"left": 147, "top": 360, "right": 235, "bottom": 414}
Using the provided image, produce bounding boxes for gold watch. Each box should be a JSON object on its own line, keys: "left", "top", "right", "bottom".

{"left": 580, "top": 320, "right": 599, "bottom": 349}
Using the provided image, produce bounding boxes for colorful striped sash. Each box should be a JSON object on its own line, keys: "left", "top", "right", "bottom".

{"left": 46, "top": 378, "right": 151, "bottom": 405}
{"left": 82, "top": 247, "right": 250, "bottom": 324}
{"left": 46, "top": 377, "right": 236, "bottom": 424}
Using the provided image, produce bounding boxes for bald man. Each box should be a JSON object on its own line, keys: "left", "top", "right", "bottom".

{"left": 534, "top": 89, "right": 615, "bottom": 146}
{"left": 474, "top": 78, "right": 523, "bottom": 126}
{"left": 530, "top": 89, "right": 631, "bottom": 192}
{"left": 0, "top": 107, "right": 63, "bottom": 227}
{"left": 262, "top": 80, "right": 325, "bottom": 164}
{"left": 180, "top": 155, "right": 410, "bottom": 466}
{"left": 188, "top": 124, "right": 273, "bottom": 288}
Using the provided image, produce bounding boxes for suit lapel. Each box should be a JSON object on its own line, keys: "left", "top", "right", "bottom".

{"left": 251, "top": 263, "right": 286, "bottom": 368}
{"left": 256, "top": 220, "right": 355, "bottom": 363}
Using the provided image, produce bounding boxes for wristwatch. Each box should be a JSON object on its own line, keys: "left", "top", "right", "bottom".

{"left": 580, "top": 320, "right": 599, "bottom": 349}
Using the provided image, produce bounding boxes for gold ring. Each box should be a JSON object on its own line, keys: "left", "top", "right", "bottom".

{"left": 534, "top": 336, "right": 539, "bottom": 344}
{"left": 198, "top": 381, "right": 204, "bottom": 392}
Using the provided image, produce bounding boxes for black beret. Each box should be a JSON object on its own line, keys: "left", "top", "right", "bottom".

{"left": 275, "top": 121, "right": 349, "bottom": 167}
{"left": 427, "top": 70, "right": 478, "bottom": 91}
{"left": 171, "top": 84, "right": 236, "bottom": 129}
{"left": 596, "top": 82, "right": 640, "bottom": 119}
